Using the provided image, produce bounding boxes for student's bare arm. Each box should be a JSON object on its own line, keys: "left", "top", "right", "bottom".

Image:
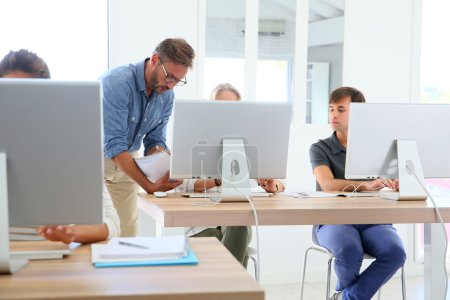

{"left": 38, "top": 224, "right": 109, "bottom": 244}
{"left": 313, "top": 165, "right": 396, "bottom": 192}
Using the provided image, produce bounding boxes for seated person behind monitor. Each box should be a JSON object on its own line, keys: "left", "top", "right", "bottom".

{"left": 309, "top": 87, "right": 406, "bottom": 300}
{"left": 0, "top": 49, "right": 121, "bottom": 243}
{"left": 38, "top": 187, "right": 120, "bottom": 244}
{"left": 0, "top": 49, "right": 50, "bottom": 78}
{"left": 181, "top": 83, "right": 285, "bottom": 267}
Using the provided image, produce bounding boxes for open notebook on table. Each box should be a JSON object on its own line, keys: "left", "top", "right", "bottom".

{"left": 91, "top": 235, "right": 198, "bottom": 268}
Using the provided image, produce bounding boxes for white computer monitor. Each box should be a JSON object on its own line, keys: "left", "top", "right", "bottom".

{"left": 0, "top": 79, "right": 104, "bottom": 273}
{"left": 170, "top": 100, "right": 292, "bottom": 201}
{"left": 345, "top": 103, "right": 450, "bottom": 200}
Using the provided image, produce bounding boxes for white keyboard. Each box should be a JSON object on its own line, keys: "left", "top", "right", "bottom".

{"left": 344, "top": 191, "right": 400, "bottom": 200}
{"left": 182, "top": 192, "right": 273, "bottom": 198}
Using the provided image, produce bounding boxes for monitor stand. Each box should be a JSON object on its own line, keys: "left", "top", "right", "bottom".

{"left": 220, "top": 139, "right": 252, "bottom": 202}
{"left": 382, "top": 139, "right": 427, "bottom": 201}
{"left": 0, "top": 153, "right": 28, "bottom": 274}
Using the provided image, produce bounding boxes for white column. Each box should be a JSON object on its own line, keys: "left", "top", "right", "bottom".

{"left": 293, "top": 0, "right": 309, "bottom": 127}
{"left": 244, "top": 0, "right": 258, "bottom": 101}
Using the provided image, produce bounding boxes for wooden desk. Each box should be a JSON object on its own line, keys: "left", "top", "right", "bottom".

{"left": 138, "top": 192, "right": 450, "bottom": 300}
{"left": 138, "top": 193, "right": 450, "bottom": 227}
{"left": 0, "top": 238, "right": 264, "bottom": 300}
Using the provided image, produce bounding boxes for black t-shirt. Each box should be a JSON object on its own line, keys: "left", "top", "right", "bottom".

{"left": 309, "top": 131, "right": 346, "bottom": 191}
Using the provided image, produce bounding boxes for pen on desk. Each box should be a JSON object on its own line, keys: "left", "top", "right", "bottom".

{"left": 118, "top": 241, "right": 149, "bottom": 250}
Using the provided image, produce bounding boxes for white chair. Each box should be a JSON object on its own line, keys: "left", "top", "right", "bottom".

{"left": 247, "top": 246, "right": 259, "bottom": 282}
{"left": 300, "top": 226, "right": 406, "bottom": 300}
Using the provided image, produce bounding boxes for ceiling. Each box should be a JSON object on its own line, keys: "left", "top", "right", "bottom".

{"left": 308, "top": 0, "right": 345, "bottom": 22}
{"left": 206, "top": 0, "right": 345, "bottom": 23}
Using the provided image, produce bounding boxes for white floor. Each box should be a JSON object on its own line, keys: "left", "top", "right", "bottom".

{"left": 263, "top": 276, "right": 425, "bottom": 300}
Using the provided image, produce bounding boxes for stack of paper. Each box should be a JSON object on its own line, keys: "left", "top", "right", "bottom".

{"left": 91, "top": 235, "right": 198, "bottom": 268}
{"left": 134, "top": 152, "right": 170, "bottom": 183}
{"left": 10, "top": 226, "right": 44, "bottom": 241}
{"left": 11, "top": 240, "right": 77, "bottom": 260}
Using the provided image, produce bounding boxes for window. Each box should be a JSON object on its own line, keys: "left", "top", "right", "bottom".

{"left": 204, "top": 0, "right": 293, "bottom": 103}
{"left": 415, "top": 0, "right": 450, "bottom": 261}
{"left": 257, "top": 0, "right": 296, "bottom": 103}
{"left": 204, "top": 0, "right": 246, "bottom": 99}
{"left": 420, "top": 0, "right": 450, "bottom": 104}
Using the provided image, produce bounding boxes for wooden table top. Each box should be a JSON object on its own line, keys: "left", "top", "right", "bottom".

{"left": 138, "top": 192, "right": 450, "bottom": 227}
{"left": 0, "top": 238, "right": 263, "bottom": 300}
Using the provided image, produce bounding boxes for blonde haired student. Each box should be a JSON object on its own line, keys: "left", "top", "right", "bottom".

{"left": 183, "top": 83, "right": 285, "bottom": 267}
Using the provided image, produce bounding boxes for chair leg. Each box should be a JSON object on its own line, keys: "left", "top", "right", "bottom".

{"left": 300, "top": 247, "right": 313, "bottom": 300}
{"left": 249, "top": 255, "right": 258, "bottom": 282}
{"left": 401, "top": 265, "right": 406, "bottom": 300}
{"left": 326, "top": 257, "right": 333, "bottom": 300}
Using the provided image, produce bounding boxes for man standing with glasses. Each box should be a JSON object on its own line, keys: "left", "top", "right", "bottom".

{"left": 101, "top": 38, "right": 195, "bottom": 236}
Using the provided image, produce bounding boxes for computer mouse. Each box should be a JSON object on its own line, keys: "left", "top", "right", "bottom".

{"left": 154, "top": 191, "right": 168, "bottom": 198}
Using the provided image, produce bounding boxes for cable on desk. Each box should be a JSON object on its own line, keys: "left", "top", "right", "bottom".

{"left": 190, "top": 176, "right": 221, "bottom": 206}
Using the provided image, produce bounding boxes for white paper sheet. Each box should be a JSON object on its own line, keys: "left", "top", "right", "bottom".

{"left": 134, "top": 151, "right": 170, "bottom": 183}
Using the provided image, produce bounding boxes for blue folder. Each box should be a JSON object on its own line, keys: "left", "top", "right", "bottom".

{"left": 93, "top": 248, "right": 198, "bottom": 268}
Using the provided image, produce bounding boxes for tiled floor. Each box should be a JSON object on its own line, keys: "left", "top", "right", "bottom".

{"left": 263, "top": 276, "right": 425, "bottom": 300}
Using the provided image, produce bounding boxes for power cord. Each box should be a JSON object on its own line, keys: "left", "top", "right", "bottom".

{"left": 407, "top": 165, "right": 448, "bottom": 300}
{"left": 345, "top": 170, "right": 449, "bottom": 299}
{"left": 342, "top": 181, "right": 386, "bottom": 198}
{"left": 186, "top": 175, "right": 260, "bottom": 283}
{"left": 190, "top": 177, "right": 221, "bottom": 206}
{"left": 232, "top": 184, "right": 261, "bottom": 283}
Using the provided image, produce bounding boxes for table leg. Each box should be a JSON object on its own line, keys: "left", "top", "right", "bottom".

{"left": 424, "top": 223, "right": 448, "bottom": 300}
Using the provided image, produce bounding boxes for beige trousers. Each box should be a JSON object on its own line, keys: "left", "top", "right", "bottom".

{"left": 104, "top": 153, "right": 139, "bottom": 237}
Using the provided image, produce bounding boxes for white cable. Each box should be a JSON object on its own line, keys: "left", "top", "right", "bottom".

{"left": 191, "top": 167, "right": 261, "bottom": 281}
{"left": 190, "top": 199, "right": 221, "bottom": 206}
{"left": 408, "top": 167, "right": 448, "bottom": 300}
{"left": 342, "top": 180, "right": 388, "bottom": 199}
{"left": 344, "top": 173, "right": 448, "bottom": 298}
{"left": 190, "top": 177, "right": 220, "bottom": 206}
{"left": 232, "top": 184, "right": 261, "bottom": 283}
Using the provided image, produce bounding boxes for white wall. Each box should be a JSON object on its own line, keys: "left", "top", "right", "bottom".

{"left": 108, "top": 0, "right": 200, "bottom": 100}
{"left": 110, "top": 0, "right": 423, "bottom": 284}
{"left": 343, "top": 0, "right": 421, "bottom": 103}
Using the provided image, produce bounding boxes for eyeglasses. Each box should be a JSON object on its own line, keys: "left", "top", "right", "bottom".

{"left": 160, "top": 62, "right": 187, "bottom": 86}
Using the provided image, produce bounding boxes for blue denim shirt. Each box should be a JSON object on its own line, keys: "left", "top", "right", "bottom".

{"left": 101, "top": 59, "right": 174, "bottom": 159}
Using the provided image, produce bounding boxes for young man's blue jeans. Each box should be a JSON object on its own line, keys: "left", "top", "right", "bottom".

{"left": 316, "top": 224, "right": 406, "bottom": 300}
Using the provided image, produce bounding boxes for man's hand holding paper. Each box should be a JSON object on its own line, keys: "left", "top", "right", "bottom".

{"left": 135, "top": 151, "right": 171, "bottom": 183}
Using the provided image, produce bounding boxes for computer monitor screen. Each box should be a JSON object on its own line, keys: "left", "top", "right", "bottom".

{"left": 170, "top": 100, "right": 292, "bottom": 180}
{"left": 346, "top": 103, "right": 450, "bottom": 199}
{"left": 0, "top": 79, "right": 104, "bottom": 226}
